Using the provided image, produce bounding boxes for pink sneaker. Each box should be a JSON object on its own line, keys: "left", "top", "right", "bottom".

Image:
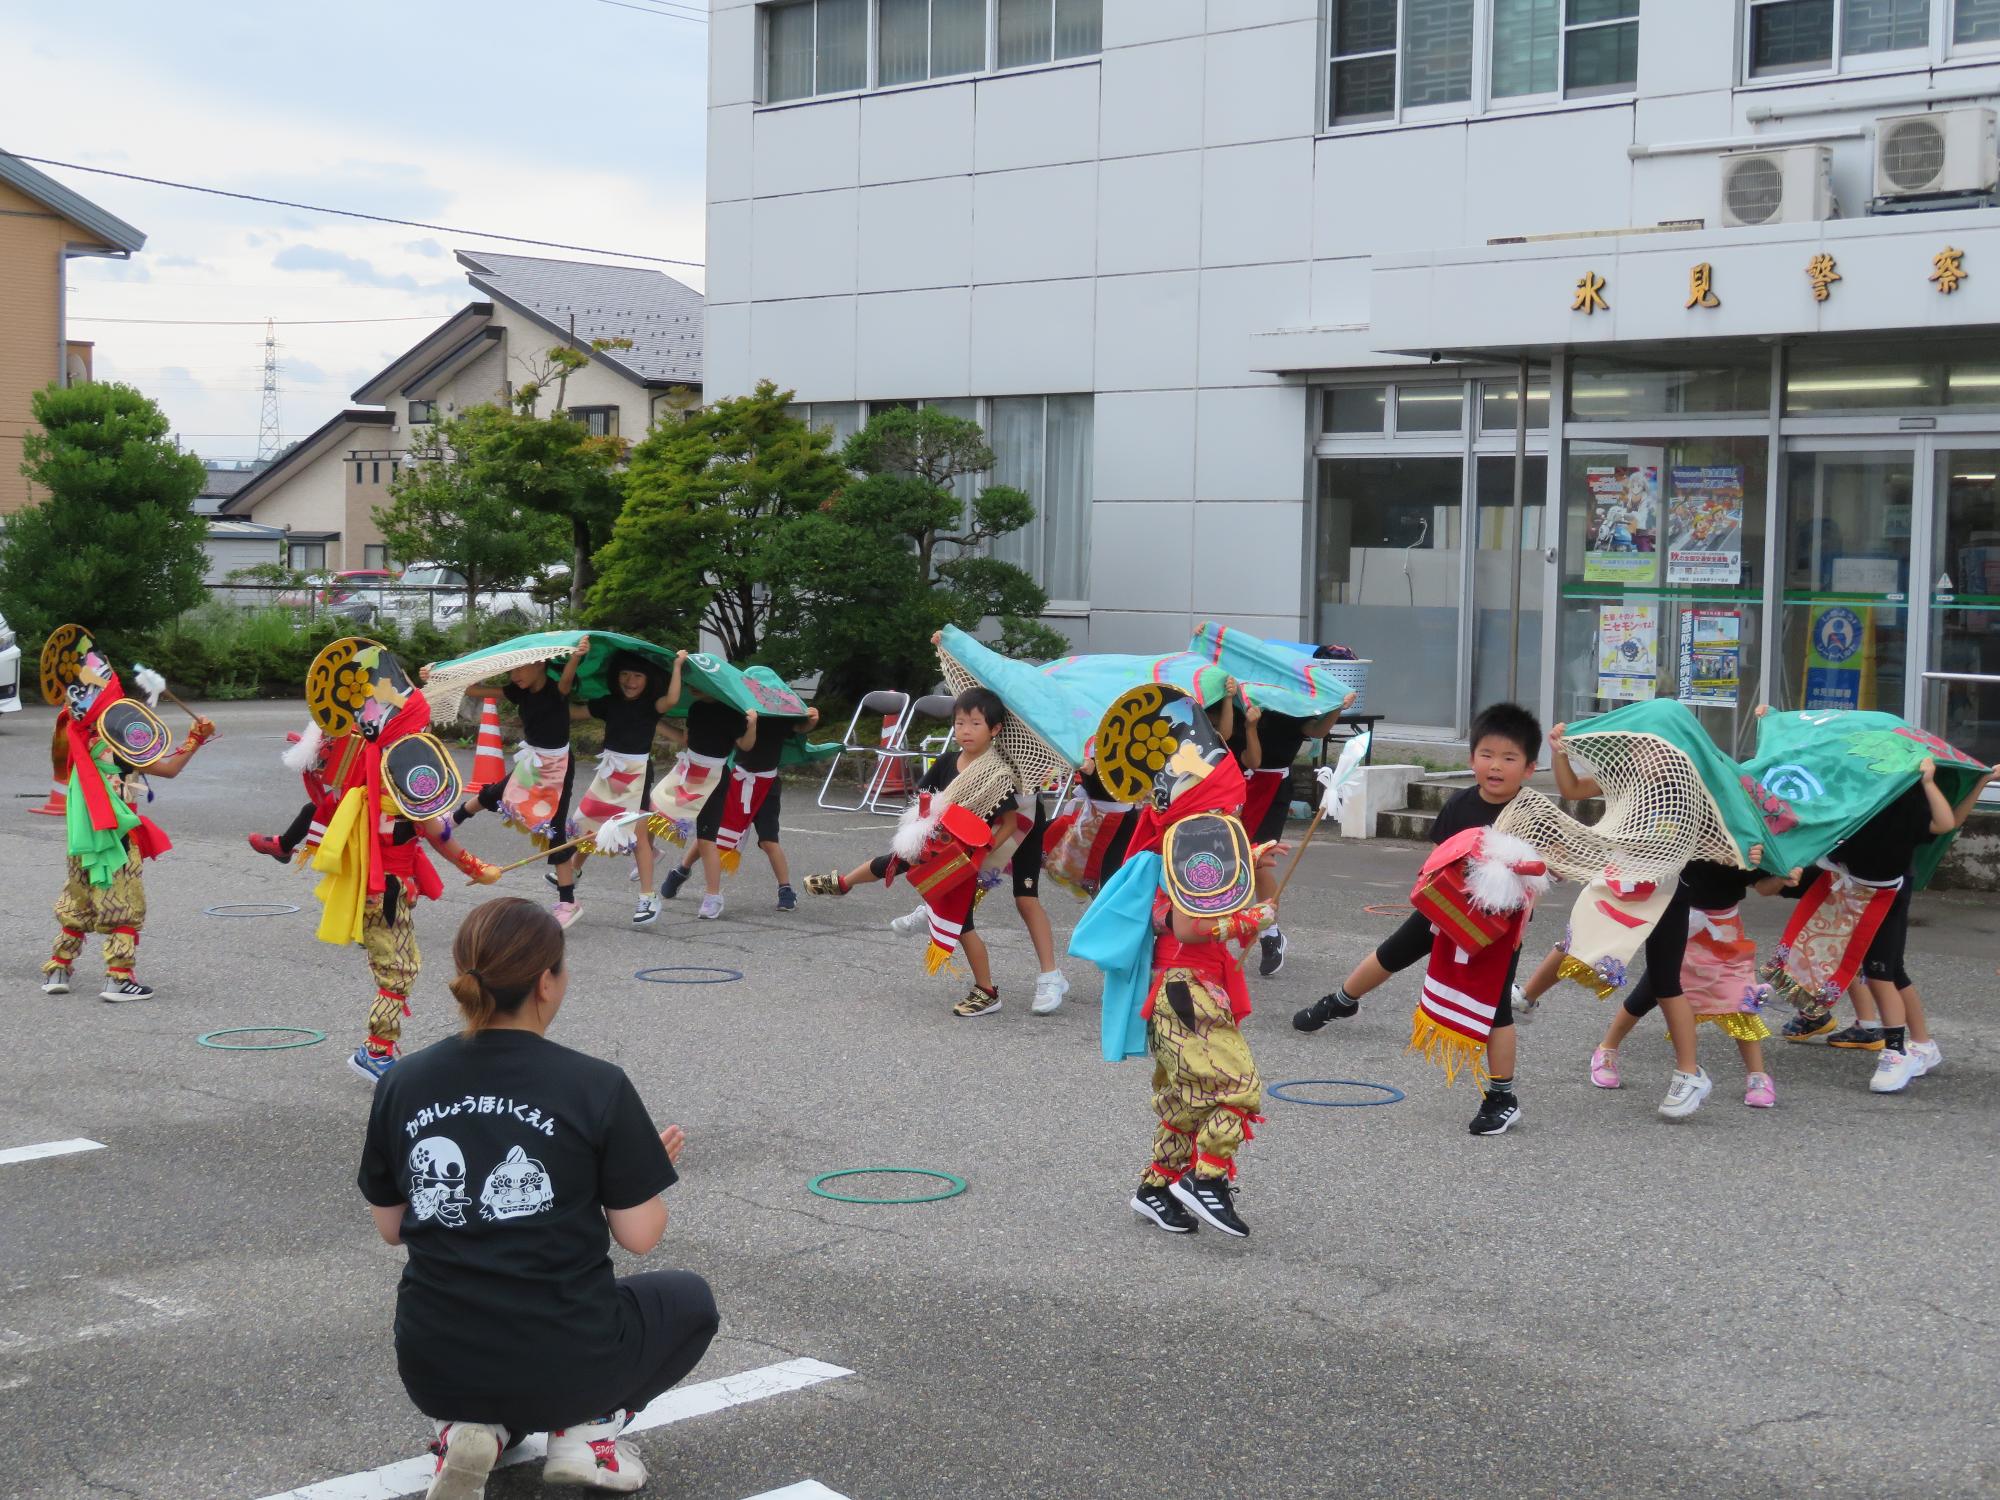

{"left": 1589, "top": 1047, "right": 1621, "bottom": 1089}
{"left": 1743, "top": 1072, "right": 1776, "bottom": 1108}
{"left": 552, "top": 900, "right": 582, "bottom": 929}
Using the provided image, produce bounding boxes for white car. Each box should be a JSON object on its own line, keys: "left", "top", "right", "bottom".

{"left": 0, "top": 610, "right": 21, "bottom": 714}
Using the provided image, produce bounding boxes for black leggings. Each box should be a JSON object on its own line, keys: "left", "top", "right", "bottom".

{"left": 1375, "top": 911, "right": 1518, "bottom": 1027}
{"left": 276, "top": 801, "right": 315, "bottom": 853}
{"left": 405, "top": 1269, "right": 718, "bottom": 1436}
{"left": 1861, "top": 877, "right": 1914, "bottom": 988}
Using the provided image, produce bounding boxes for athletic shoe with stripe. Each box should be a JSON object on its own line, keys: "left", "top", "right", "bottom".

{"left": 1132, "top": 1182, "right": 1198, "bottom": 1234}
{"left": 1468, "top": 1089, "right": 1521, "bottom": 1136}
{"left": 100, "top": 978, "right": 154, "bottom": 1003}
{"left": 1170, "top": 1173, "right": 1249, "bottom": 1237}
{"left": 40, "top": 966, "right": 71, "bottom": 996}
{"left": 1827, "top": 1023, "right": 1885, "bottom": 1051}
{"left": 546, "top": 1413, "right": 647, "bottom": 1493}
{"left": 425, "top": 1421, "right": 503, "bottom": 1500}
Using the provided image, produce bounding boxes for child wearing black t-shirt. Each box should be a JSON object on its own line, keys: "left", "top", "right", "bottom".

{"left": 1294, "top": 702, "right": 1542, "bottom": 1135}
{"left": 1242, "top": 695, "right": 1353, "bottom": 978}
{"left": 359, "top": 897, "right": 713, "bottom": 1496}
{"left": 663, "top": 707, "right": 820, "bottom": 913}
{"left": 557, "top": 650, "right": 673, "bottom": 930}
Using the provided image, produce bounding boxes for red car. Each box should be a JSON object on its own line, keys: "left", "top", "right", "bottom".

{"left": 320, "top": 568, "right": 397, "bottom": 604}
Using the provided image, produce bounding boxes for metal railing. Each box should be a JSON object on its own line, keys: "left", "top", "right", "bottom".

{"left": 203, "top": 581, "right": 555, "bottom": 631}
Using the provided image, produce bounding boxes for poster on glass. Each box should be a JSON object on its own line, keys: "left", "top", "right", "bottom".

{"left": 1677, "top": 608, "right": 1741, "bottom": 707}
{"left": 1583, "top": 467, "right": 1660, "bottom": 584}
{"left": 1665, "top": 467, "right": 1744, "bottom": 586}
{"left": 1598, "top": 604, "right": 1659, "bottom": 702}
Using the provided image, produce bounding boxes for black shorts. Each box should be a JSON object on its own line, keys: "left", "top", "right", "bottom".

{"left": 1378, "top": 910, "right": 1519, "bottom": 1027}
{"left": 1638, "top": 884, "right": 1692, "bottom": 998}
{"left": 1011, "top": 796, "right": 1048, "bottom": 899}
{"left": 694, "top": 776, "right": 783, "bottom": 844}
{"left": 1861, "top": 877, "right": 1913, "bottom": 988}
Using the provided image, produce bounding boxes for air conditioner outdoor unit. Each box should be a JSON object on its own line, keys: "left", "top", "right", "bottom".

{"left": 1717, "top": 145, "right": 1835, "bottom": 228}
{"left": 1873, "top": 108, "right": 1999, "bottom": 201}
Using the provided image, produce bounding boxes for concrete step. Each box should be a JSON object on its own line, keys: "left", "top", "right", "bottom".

{"left": 1376, "top": 781, "right": 1606, "bottom": 841}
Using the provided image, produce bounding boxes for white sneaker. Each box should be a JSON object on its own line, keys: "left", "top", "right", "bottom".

{"left": 1511, "top": 983, "right": 1538, "bottom": 1024}
{"left": 1909, "top": 1039, "right": 1943, "bottom": 1077}
{"left": 889, "top": 905, "right": 929, "bottom": 937}
{"left": 425, "top": 1421, "right": 504, "bottom": 1500}
{"left": 697, "top": 893, "right": 724, "bottom": 920}
{"left": 1870, "top": 1048, "right": 1918, "bottom": 1093}
{"left": 1658, "top": 1067, "right": 1713, "bottom": 1119}
{"left": 545, "top": 1414, "right": 647, "bottom": 1493}
{"left": 552, "top": 900, "right": 582, "bottom": 930}
{"left": 1031, "top": 969, "right": 1070, "bottom": 1015}
{"left": 40, "top": 967, "right": 71, "bottom": 996}
{"left": 632, "top": 894, "right": 659, "bottom": 926}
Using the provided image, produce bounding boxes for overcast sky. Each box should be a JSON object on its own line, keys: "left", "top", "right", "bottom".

{"left": 3, "top": 0, "right": 708, "bottom": 465}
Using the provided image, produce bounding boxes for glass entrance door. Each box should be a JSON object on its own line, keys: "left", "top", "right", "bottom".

{"left": 1927, "top": 447, "right": 2000, "bottom": 778}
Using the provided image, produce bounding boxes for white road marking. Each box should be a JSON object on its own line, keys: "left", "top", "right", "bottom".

{"left": 0, "top": 1138, "right": 105, "bottom": 1166}
{"left": 252, "top": 1357, "right": 854, "bottom": 1500}
{"left": 746, "top": 1485, "right": 851, "bottom": 1500}
{"left": 0, "top": 1285, "right": 204, "bottom": 1357}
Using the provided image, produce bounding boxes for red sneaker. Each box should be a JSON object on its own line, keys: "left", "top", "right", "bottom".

{"left": 247, "top": 833, "right": 288, "bottom": 862}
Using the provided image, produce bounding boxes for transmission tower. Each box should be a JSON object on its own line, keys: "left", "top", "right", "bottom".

{"left": 256, "top": 318, "right": 282, "bottom": 462}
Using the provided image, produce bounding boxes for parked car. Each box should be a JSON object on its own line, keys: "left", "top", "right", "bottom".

{"left": 320, "top": 568, "right": 398, "bottom": 604}
{"left": 0, "top": 610, "right": 20, "bottom": 715}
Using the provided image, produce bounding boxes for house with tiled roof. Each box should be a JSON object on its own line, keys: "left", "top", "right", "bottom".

{"left": 222, "top": 252, "right": 702, "bottom": 571}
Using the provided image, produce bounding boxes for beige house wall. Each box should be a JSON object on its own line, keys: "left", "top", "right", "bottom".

{"left": 483, "top": 303, "right": 660, "bottom": 440}
{"left": 247, "top": 443, "right": 349, "bottom": 561}
{"left": 0, "top": 177, "right": 70, "bottom": 516}
{"left": 342, "top": 447, "right": 397, "bottom": 567}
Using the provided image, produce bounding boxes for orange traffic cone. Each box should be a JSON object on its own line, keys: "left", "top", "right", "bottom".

{"left": 469, "top": 696, "right": 506, "bottom": 791}
{"left": 878, "top": 710, "right": 907, "bottom": 797}
{"left": 30, "top": 720, "right": 67, "bottom": 816}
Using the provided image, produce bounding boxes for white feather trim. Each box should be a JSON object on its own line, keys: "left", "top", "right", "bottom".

{"left": 282, "top": 722, "right": 324, "bottom": 773}
{"left": 132, "top": 665, "right": 166, "bottom": 707}
{"left": 891, "top": 801, "right": 938, "bottom": 862}
{"left": 1466, "top": 829, "right": 1553, "bottom": 913}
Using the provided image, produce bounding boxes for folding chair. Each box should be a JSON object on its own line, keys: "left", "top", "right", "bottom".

{"left": 817, "top": 689, "right": 914, "bottom": 814}
{"left": 907, "top": 693, "right": 957, "bottom": 783}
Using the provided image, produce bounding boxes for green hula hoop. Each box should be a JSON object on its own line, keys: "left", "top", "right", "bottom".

{"left": 806, "top": 1167, "right": 967, "bottom": 1205}
{"left": 197, "top": 1027, "right": 328, "bottom": 1051}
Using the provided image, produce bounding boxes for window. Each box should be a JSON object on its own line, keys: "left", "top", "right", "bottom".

{"left": 288, "top": 541, "right": 327, "bottom": 572}
{"left": 1329, "top": 0, "right": 1636, "bottom": 124}
{"left": 408, "top": 400, "right": 436, "bottom": 424}
{"left": 1324, "top": 385, "right": 1390, "bottom": 433}
{"left": 1568, "top": 347, "right": 1772, "bottom": 419}
{"left": 989, "top": 394, "right": 1093, "bottom": 601}
{"left": 371, "top": 461, "right": 382, "bottom": 484}
{"left": 765, "top": 0, "right": 867, "bottom": 102}
{"left": 570, "top": 406, "right": 620, "bottom": 438}
{"left": 1745, "top": 0, "right": 1992, "bottom": 76}
{"left": 998, "top": 0, "right": 1102, "bottom": 67}
{"left": 363, "top": 545, "right": 390, "bottom": 570}
{"left": 1396, "top": 385, "right": 1465, "bottom": 432}
{"left": 1480, "top": 378, "right": 1551, "bottom": 431}
{"left": 354, "top": 462, "right": 364, "bottom": 484}
{"left": 763, "top": 0, "right": 1101, "bottom": 102}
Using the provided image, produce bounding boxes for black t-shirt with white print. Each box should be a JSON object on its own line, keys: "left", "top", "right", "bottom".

{"left": 358, "top": 1028, "right": 675, "bottom": 1414}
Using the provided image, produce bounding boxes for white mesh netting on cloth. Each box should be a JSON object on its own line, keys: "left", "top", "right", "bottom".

{"left": 937, "top": 651, "right": 1069, "bottom": 816}
{"left": 1495, "top": 730, "right": 1744, "bottom": 885}
{"left": 423, "top": 645, "right": 583, "bottom": 723}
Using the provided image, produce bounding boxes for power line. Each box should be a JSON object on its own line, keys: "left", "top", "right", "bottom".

{"left": 585, "top": 0, "right": 709, "bottom": 21}
{"left": 14, "top": 155, "right": 704, "bottom": 269}
{"left": 69, "top": 313, "right": 459, "bottom": 326}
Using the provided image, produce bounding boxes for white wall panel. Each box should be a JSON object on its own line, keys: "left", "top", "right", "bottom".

{"left": 1087, "top": 502, "right": 1195, "bottom": 611}
{"left": 860, "top": 84, "right": 977, "bottom": 185}
{"left": 859, "top": 177, "right": 974, "bottom": 292}
{"left": 1314, "top": 129, "right": 1467, "bottom": 259}
{"left": 749, "top": 297, "right": 857, "bottom": 400}
{"left": 1637, "top": 0, "right": 1739, "bottom": 98}
{"left": 1197, "top": 262, "right": 1311, "bottom": 386}
{"left": 1206, "top": 0, "right": 1319, "bottom": 30}
{"left": 975, "top": 65, "right": 1102, "bottom": 173}
{"left": 1203, "top": 138, "right": 1314, "bottom": 267}
{"left": 972, "top": 164, "right": 1099, "bottom": 283}
{"left": 703, "top": 301, "right": 752, "bottom": 402}
{"left": 1191, "top": 502, "right": 1307, "bottom": 616}
{"left": 1464, "top": 108, "right": 1636, "bottom": 243}
{"left": 1095, "top": 271, "right": 1199, "bottom": 391}
{"left": 855, "top": 288, "right": 972, "bottom": 396}
{"left": 708, "top": 1, "right": 758, "bottom": 108}
{"left": 1099, "top": 38, "right": 1206, "bottom": 159}
{"left": 1203, "top": 20, "right": 1317, "bottom": 146}
{"left": 1089, "top": 608, "right": 1197, "bottom": 652}
{"left": 1193, "top": 385, "right": 1309, "bottom": 502}
{"left": 1093, "top": 389, "right": 1197, "bottom": 502}
{"left": 1310, "top": 256, "right": 1369, "bottom": 326}
{"left": 1097, "top": 150, "right": 1204, "bottom": 276}
{"left": 705, "top": 198, "right": 753, "bottom": 306}
{"left": 1103, "top": 0, "right": 1206, "bottom": 48}
{"left": 752, "top": 190, "right": 860, "bottom": 301}
{"left": 753, "top": 100, "right": 861, "bottom": 197}
{"left": 709, "top": 103, "right": 754, "bottom": 204}
{"left": 971, "top": 278, "right": 1096, "bottom": 394}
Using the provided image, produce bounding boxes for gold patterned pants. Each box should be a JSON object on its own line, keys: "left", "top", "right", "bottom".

{"left": 1142, "top": 968, "right": 1264, "bottom": 1187}
{"left": 46, "top": 851, "right": 146, "bottom": 979}
{"left": 361, "top": 883, "right": 420, "bottom": 1049}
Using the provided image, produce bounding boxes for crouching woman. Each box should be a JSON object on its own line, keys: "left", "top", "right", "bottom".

{"left": 358, "top": 896, "right": 716, "bottom": 1499}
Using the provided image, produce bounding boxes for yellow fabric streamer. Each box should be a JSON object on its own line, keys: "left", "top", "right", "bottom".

{"left": 1557, "top": 952, "right": 1617, "bottom": 999}
{"left": 1698, "top": 1011, "right": 1774, "bottom": 1042}
{"left": 1406, "top": 1006, "right": 1491, "bottom": 1087}
{"left": 312, "top": 786, "right": 372, "bottom": 946}
{"left": 718, "top": 848, "right": 742, "bottom": 875}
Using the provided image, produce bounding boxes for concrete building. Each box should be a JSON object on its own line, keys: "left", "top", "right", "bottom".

{"left": 703, "top": 0, "right": 2000, "bottom": 775}
{"left": 0, "top": 149, "right": 146, "bottom": 515}
{"left": 222, "top": 251, "right": 703, "bottom": 569}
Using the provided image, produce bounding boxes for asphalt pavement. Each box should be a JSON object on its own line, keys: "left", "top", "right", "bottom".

{"left": 2, "top": 701, "right": 1997, "bottom": 1500}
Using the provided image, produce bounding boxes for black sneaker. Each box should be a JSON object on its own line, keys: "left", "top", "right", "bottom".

{"left": 99, "top": 978, "right": 155, "bottom": 1004}
{"left": 1782, "top": 1011, "right": 1837, "bottom": 1042}
{"left": 1827, "top": 1023, "right": 1885, "bottom": 1051}
{"left": 1131, "top": 1183, "right": 1198, "bottom": 1234}
{"left": 660, "top": 866, "right": 691, "bottom": 901}
{"left": 1170, "top": 1173, "right": 1249, "bottom": 1237}
{"left": 776, "top": 883, "right": 797, "bottom": 912}
{"left": 1257, "top": 928, "right": 1288, "bottom": 978}
{"left": 1293, "top": 990, "right": 1358, "bottom": 1032}
{"left": 1468, "top": 1089, "right": 1521, "bottom": 1136}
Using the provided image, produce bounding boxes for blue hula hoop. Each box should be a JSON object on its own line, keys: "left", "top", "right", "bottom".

{"left": 1265, "top": 1078, "right": 1406, "bottom": 1108}
{"left": 634, "top": 966, "right": 743, "bottom": 984}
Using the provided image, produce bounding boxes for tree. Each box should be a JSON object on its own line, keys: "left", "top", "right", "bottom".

{"left": 589, "top": 382, "right": 849, "bottom": 656}
{"left": 0, "top": 381, "right": 209, "bottom": 643}
{"left": 760, "top": 406, "right": 1068, "bottom": 699}
{"left": 373, "top": 412, "right": 568, "bottom": 640}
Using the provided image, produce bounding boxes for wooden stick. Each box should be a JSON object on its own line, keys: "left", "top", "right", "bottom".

{"left": 1268, "top": 806, "right": 1329, "bottom": 907}
{"left": 484, "top": 835, "right": 592, "bottom": 879}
